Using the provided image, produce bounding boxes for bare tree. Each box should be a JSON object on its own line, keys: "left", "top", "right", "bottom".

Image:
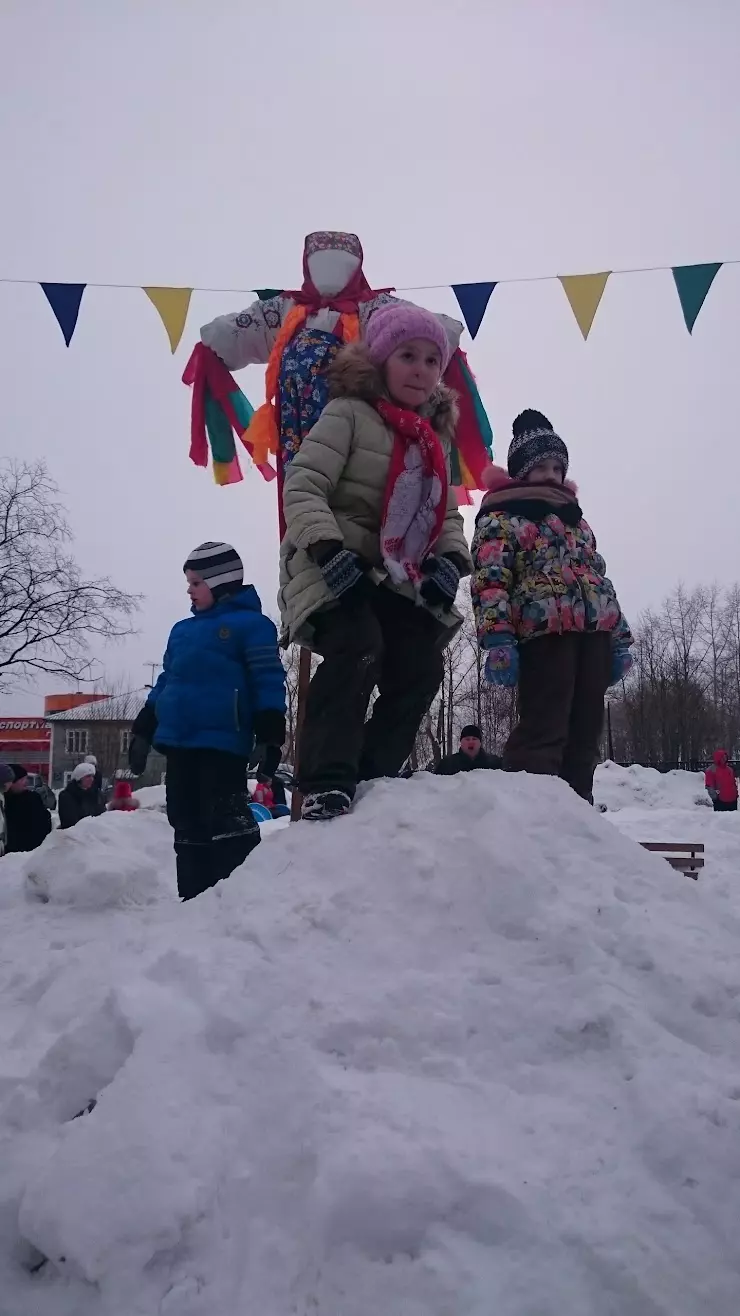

{"left": 0, "top": 459, "right": 139, "bottom": 690}
{"left": 608, "top": 582, "right": 740, "bottom": 767}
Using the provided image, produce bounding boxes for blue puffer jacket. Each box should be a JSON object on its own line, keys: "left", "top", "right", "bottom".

{"left": 147, "top": 587, "right": 286, "bottom": 756}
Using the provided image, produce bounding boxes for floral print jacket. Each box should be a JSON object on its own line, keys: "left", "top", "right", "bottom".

{"left": 471, "top": 472, "right": 632, "bottom": 649}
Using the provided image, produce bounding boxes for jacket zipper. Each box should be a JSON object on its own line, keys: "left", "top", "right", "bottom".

{"left": 234, "top": 689, "right": 241, "bottom": 731}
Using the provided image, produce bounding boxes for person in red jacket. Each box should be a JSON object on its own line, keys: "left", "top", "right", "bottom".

{"left": 705, "top": 750, "right": 738, "bottom": 812}
{"left": 107, "top": 779, "right": 141, "bottom": 812}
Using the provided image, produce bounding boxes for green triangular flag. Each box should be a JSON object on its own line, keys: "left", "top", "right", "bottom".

{"left": 672, "top": 263, "right": 722, "bottom": 333}
{"left": 254, "top": 288, "right": 282, "bottom": 301}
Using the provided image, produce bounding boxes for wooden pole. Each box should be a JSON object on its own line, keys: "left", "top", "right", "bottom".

{"left": 290, "top": 645, "right": 312, "bottom": 820}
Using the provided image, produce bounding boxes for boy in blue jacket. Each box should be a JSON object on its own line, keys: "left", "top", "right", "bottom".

{"left": 130, "top": 542, "right": 286, "bottom": 900}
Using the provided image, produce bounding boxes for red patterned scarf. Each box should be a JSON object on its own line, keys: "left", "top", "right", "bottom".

{"left": 375, "top": 398, "right": 449, "bottom": 587}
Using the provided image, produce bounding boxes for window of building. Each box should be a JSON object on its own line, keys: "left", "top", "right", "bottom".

{"left": 120, "top": 729, "right": 132, "bottom": 755}
{"left": 65, "top": 728, "right": 89, "bottom": 755}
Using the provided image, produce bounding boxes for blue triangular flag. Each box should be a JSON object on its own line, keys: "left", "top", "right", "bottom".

{"left": 452, "top": 282, "right": 497, "bottom": 339}
{"left": 40, "top": 282, "right": 86, "bottom": 346}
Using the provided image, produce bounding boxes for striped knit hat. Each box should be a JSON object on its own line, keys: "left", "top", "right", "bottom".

{"left": 508, "top": 410, "right": 569, "bottom": 480}
{"left": 183, "top": 542, "right": 244, "bottom": 600}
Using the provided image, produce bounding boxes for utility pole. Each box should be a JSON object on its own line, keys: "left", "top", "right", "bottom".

{"left": 144, "top": 661, "right": 161, "bottom": 691}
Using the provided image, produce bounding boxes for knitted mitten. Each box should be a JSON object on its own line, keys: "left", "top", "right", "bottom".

{"left": 317, "top": 546, "right": 364, "bottom": 599}
{"left": 419, "top": 555, "right": 461, "bottom": 610}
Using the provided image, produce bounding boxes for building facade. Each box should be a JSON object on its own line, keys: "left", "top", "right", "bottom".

{"left": 47, "top": 692, "right": 166, "bottom": 789}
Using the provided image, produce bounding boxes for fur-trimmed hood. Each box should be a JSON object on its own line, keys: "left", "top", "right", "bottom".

{"left": 328, "top": 342, "right": 459, "bottom": 447}
{"left": 477, "top": 463, "right": 583, "bottom": 526}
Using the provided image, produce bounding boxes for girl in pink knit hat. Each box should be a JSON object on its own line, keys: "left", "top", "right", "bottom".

{"left": 279, "top": 302, "right": 472, "bottom": 821}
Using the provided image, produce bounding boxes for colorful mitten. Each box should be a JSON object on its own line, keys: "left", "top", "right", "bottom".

{"left": 484, "top": 640, "right": 519, "bottom": 687}
{"left": 609, "top": 645, "right": 633, "bottom": 687}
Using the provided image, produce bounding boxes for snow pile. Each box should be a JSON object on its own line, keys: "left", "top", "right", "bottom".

{"left": 24, "top": 810, "right": 175, "bottom": 909}
{"left": 594, "top": 760, "right": 708, "bottom": 812}
{"left": 605, "top": 799, "right": 739, "bottom": 899}
{"left": 132, "top": 783, "right": 166, "bottom": 811}
{"left": 2, "top": 773, "right": 740, "bottom": 1314}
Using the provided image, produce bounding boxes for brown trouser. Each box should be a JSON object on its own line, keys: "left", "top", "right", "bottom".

{"left": 504, "top": 632, "right": 612, "bottom": 800}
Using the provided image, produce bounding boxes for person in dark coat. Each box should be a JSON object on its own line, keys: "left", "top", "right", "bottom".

{"left": 4, "top": 764, "right": 53, "bottom": 853}
{"left": 129, "top": 542, "right": 286, "bottom": 901}
{"left": 58, "top": 763, "right": 106, "bottom": 830}
{"left": 434, "top": 725, "right": 502, "bottom": 775}
{"left": 0, "top": 763, "right": 14, "bottom": 856}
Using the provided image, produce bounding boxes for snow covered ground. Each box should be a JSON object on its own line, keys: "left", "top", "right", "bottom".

{"left": 1, "top": 768, "right": 739, "bottom": 1315}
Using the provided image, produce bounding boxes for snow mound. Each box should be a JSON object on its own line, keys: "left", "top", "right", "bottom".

{"left": 132, "top": 783, "right": 166, "bottom": 811}
{"left": 594, "top": 760, "right": 709, "bottom": 812}
{"left": 23, "top": 810, "right": 175, "bottom": 909}
{"left": 4, "top": 772, "right": 740, "bottom": 1315}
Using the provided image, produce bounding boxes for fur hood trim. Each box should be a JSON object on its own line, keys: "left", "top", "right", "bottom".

{"left": 481, "top": 463, "right": 578, "bottom": 496}
{"left": 328, "top": 342, "right": 459, "bottom": 446}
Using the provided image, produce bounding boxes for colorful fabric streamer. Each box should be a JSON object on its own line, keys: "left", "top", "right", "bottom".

{"left": 182, "top": 344, "right": 276, "bottom": 485}
{"left": 442, "top": 349, "right": 494, "bottom": 503}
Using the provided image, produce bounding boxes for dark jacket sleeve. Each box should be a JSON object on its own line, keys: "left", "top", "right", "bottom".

{"left": 132, "top": 695, "right": 160, "bottom": 742}
{"left": 434, "top": 754, "right": 460, "bottom": 776}
{"left": 30, "top": 793, "right": 52, "bottom": 847}
{"left": 57, "top": 789, "right": 79, "bottom": 830}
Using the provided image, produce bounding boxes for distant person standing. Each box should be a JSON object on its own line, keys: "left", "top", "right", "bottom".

{"left": 434, "top": 726, "right": 502, "bottom": 775}
{"left": 705, "top": 750, "right": 738, "bottom": 812}
{"left": 0, "top": 764, "right": 15, "bottom": 856}
{"left": 58, "top": 763, "right": 106, "bottom": 830}
{"left": 4, "top": 764, "right": 52, "bottom": 853}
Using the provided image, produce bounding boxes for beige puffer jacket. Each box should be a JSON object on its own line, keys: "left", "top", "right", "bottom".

{"left": 278, "top": 344, "right": 472, "bottom": 648}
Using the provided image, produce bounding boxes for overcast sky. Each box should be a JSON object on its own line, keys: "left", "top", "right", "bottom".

{"left": 1, "top": 0, "right": 739, "bottom": 712}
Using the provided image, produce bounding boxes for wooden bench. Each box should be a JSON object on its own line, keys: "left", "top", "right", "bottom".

{"left": 639, "top": 842, "right": 705, "bottom": 881}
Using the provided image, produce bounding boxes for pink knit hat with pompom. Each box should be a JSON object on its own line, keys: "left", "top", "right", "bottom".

{"left": 365, "top": 303, "right": 451, "bottom": 371}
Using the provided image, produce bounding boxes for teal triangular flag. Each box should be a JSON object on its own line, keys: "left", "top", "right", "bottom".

{"left": 40, "top": 283, "right": 86, "bottom": 346}
{"left": 672, "top": 263, "right": 722, "bottom": 333}
{"left": 254, "top": 288, "right": 282, "bottom": 301}
{"left": 452, "top": 282, "right": 497, "bottom": 339}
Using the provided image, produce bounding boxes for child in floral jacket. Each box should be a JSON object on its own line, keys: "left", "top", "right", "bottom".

{"left": 471, "top": 410, "right": 632, "bottom": 801}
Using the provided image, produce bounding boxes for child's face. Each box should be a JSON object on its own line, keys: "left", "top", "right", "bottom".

{"left": 383, "top": 339, "right": 442, "bottom": 410}
{"left": 525, "top": 458, "right": 564, "bottom": 485}
{"left": 186, "top": 570, "right": 215, "bottom": 611}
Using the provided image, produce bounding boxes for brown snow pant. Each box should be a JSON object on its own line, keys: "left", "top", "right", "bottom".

{"left": 503, "top": 632, "right": 612, "bottom": 800}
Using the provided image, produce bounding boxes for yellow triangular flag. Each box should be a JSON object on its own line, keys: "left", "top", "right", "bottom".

{"left": 558, "top": 272, "right": 611, "bottom": 340}
{"left": 143, "top": 286, "right": 193, "bottom": 353}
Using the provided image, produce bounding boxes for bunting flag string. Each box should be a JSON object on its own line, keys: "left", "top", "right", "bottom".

{"left": 5, "top": 258, "right": 735, "bottom": 347}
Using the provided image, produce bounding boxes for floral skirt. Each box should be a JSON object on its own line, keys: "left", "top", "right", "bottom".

{"left": 278, "top": 328, "right": 343, "bottom": 466}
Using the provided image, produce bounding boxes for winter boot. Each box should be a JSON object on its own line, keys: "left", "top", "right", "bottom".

{"left": 301, "top": 790, "right": 352, "bottom": 822}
